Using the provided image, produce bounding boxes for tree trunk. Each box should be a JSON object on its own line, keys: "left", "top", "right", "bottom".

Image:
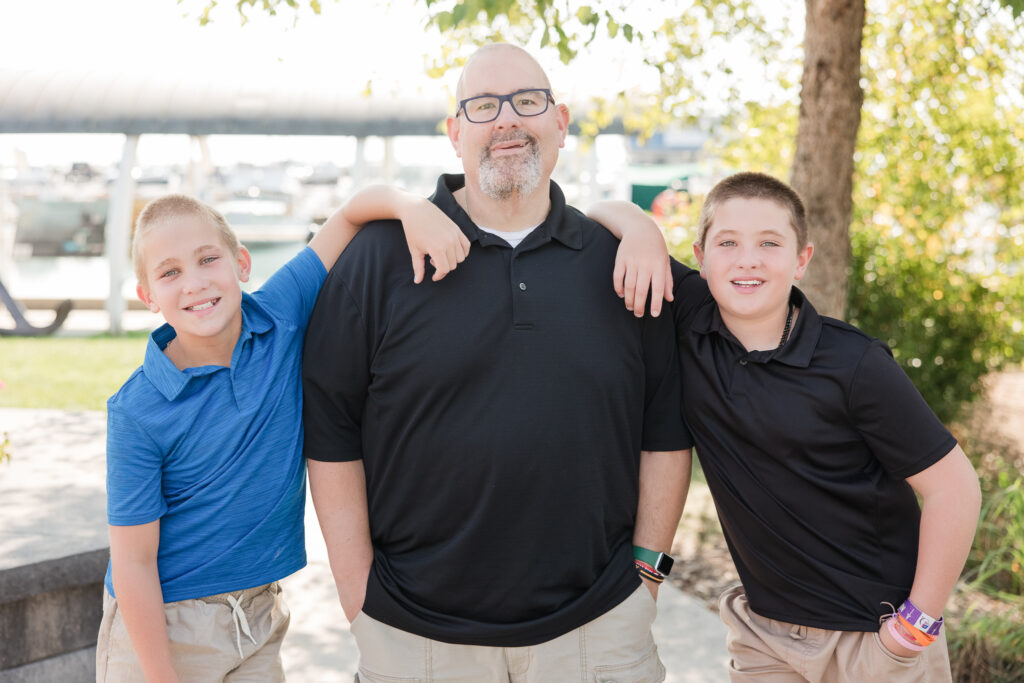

{"left": 790, "top": 0, "right": 866, "bottom": 319}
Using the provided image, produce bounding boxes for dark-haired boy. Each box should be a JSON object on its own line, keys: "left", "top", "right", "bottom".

{"left": 590, "top": 171, "right": 981, "bottom": 681}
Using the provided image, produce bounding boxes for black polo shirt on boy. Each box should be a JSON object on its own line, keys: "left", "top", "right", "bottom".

{"left": 670, "top": 262, "right": 957, "bottom": 632}
{"left": 302, "top": 175, "right": 687, "bottom": 647}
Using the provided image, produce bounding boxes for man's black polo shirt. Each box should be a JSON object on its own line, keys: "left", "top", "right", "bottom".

{"left": 670, "top": 261, "right": 956, "bottom": 631}
{"left": 302, "top": 175, "right": 688, "bottom": 646}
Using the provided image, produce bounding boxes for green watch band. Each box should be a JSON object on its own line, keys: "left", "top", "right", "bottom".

{"left": 633, "top": 545, "right": 674, "bottom": 575}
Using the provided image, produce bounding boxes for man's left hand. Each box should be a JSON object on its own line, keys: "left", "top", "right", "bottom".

{"left": 641, "top": 576, "right": 660, "bottom": 601}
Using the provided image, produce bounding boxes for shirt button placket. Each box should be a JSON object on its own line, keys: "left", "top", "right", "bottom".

{"left": 510, "top": 253, "right": 533, "bottom": 330}
{"left": 514, "top": 279, "right": 528, "bottom": 327}
{"left": 510, "top": 254, "right": 523, "bottom": 327}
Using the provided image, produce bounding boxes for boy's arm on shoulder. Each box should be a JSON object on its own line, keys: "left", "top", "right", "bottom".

{"left": 315, "top": 185, "right": 470, "bottom": 283}
{"left": 306, "top": 205, "right": 361, "bottom": 271}
{"left": 586, "top": 199, "right": 673, "bottom": 318}
{"left": 109, "top": 521, "right": 180, "bottom": 683}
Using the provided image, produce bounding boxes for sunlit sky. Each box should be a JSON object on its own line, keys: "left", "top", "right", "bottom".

{"left": 0, "top": 0, "right": 802, "bottom": 168}
{"left": 1, "top": 0, "right": 665, "bottom": 96}
{"left": 0, "top": 0, "right": 679, "bottom": 167}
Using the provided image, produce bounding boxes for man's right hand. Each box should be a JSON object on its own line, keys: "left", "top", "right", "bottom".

{"left": 338, "top": 566, "right": 371, "bottom": 623}
{"left": 307, "top": 460, "right": 375, "bottom": 626}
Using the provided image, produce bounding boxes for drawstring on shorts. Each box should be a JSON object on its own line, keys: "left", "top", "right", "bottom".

{"left": 226, "top": 594, "right": 258, "bottom": 658}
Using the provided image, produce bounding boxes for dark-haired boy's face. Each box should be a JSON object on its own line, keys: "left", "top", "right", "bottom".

{"left": 693, "top": 197, "right": 813, "bottom": 330}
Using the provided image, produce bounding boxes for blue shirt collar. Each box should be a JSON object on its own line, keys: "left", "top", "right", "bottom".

{"left": 142, "top": 292, "right": 275, "bottom": 401}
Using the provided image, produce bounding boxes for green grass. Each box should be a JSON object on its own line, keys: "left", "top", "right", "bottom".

{"left": 0, "top": 333, "right": 148, "bottom": 410}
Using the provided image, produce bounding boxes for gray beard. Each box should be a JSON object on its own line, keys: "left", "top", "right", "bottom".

{"left": 477, "top": 133, "right": 543, "bottom": 201}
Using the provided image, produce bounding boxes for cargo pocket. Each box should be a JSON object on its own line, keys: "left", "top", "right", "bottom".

{"left": 593, "top": 646, "right": 666, "bottom": 683}
{"left": 871, "top": 632, "right": 921, "bottom": 669}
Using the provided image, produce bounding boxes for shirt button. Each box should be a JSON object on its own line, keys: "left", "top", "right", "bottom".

{"left": 519, "top": 282, "right": 527, "bottom": 291}
{"left": 739, "top": 359, "right": 748, "bottom": 366}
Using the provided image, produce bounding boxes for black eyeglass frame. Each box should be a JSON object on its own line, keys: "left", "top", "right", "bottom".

{"left": 455, "top": 88, "right": 556, "bottom": 123}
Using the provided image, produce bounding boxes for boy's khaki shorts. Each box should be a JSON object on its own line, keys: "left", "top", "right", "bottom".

{"left": 719, "top": 584, "right": 952, "bottom": 683}
{"left": 349, "top": 584, "right": 664, "bottom": 683}
{"left": 95, "top": 581, "right": 289, "bottom": 683}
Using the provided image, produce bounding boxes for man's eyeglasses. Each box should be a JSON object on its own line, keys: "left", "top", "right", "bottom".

{"left": 456, "top": 89, "right": 555, "bottom": 123}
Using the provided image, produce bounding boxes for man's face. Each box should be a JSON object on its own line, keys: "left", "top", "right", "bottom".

{"left": 446, "top": 47, "right": 569, "bottom": 201}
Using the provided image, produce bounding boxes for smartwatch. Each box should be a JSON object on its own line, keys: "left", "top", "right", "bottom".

{"left": 633, "top": 545, "right": 674, "bottom": 575}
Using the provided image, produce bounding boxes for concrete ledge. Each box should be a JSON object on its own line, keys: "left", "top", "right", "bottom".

{"left": 0, "top": 646, "right": 94, "bottom": 683}
{"left": 0, "top": 410, "right": 110, "bottom": 674}
{"left": 0, "top": 550, "right": 107, "bottom": 671}
{"left": 0, "top": 549, "right": 108, "bottom": 605}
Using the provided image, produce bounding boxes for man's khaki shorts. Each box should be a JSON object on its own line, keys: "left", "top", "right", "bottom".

{"left": 351, "top": 584, "right": 664, "bottom": 683}
{"left": 719, "top": 584, "right": 952, "bottom": 682}
{"left": 95, "top": 581, "right": 290, "bottom": 683}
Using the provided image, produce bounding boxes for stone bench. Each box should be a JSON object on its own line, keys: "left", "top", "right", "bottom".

{"left": 0, "top": 550, "right": 106, "bottom": 682}
{"left": 0, "top": 409, "right": 108, "bottom": 682}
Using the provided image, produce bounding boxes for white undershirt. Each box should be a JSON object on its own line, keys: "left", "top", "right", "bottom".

{"left": 476, "top": 224, "right": 539, "bottom": 248}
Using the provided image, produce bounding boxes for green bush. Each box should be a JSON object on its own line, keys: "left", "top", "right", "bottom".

{"left": 664, "top": 197, "right": 1024, "bottom": 425}
{"left": 846, "top": 223, "right": 1024, "bottom": 423}
{"left": 947, "top": 597, "right": 1024, "bottom": 683}
{"left": 965, "top": 471, "right": 1024, "bottom": 598}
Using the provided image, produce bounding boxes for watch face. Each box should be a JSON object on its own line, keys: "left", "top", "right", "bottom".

{"left": 657, "top": 555, "right": 674, "bottom": 574}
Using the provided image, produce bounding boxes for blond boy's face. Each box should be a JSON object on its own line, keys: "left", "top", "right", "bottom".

{"left": 136, "top": 214, "right": 251, "bottom": 347}
{"left": 693, "top": 197, "right": 813, "bottom": 330}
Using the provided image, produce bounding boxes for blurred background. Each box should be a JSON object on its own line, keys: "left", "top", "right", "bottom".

{"left": 1, "top": 2, "right": 1022, "bottom": 678}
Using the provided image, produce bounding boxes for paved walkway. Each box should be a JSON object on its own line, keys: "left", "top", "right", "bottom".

{"left": 0, "top": 408, "right": 730, "bottom": 681}
{"left": 978, "top": 369, "right": 1024, "bottom": 454}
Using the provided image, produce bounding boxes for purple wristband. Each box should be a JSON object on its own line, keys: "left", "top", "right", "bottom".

{"left": 898, "top": 598, "right": 943, "bottom": 636}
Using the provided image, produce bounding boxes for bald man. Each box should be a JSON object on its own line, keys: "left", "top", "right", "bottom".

{"left": 302, "top": 43, "right": 691, "bottom": 682}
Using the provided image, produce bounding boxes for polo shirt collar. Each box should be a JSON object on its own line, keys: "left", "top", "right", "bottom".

{"left": 142, "top": 292, "right": 274, "bottom": 401}
{"left": 691, "top": 287, "right": 822, "bottom": 367}
{"left": 432, "top": 174, "right": 583, "bottom": 250}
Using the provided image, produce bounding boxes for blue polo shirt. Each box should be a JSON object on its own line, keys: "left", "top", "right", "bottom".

{"left": 104, "top": 246, "right": 326, "bottom": 603}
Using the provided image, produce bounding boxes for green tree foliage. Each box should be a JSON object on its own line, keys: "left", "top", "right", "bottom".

{"left": 843, "top": 0, "right": 1024, "bottom": 421}
{"left": 699, "top": 0, "right": 1024, "bottom": 421}
{"left": 1000, "top": 0, "right": 1024, "bottom": 16}
{"left": 182, "top": 0, "right": 324, "bottom": 25}
{"left": 417, "top": 0, "right": 789, "bottom": 137}
{"left": 196, "top": 0, "right": 1024, "bottom": 420}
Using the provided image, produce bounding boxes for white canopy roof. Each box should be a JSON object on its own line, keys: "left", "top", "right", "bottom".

{"left": 0, "top": 66, "right": 452, "bottom": 136}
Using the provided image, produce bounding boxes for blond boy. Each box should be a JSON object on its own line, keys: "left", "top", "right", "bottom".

{"left": 97, "top": 190, "right": 467, "bottom": 682}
